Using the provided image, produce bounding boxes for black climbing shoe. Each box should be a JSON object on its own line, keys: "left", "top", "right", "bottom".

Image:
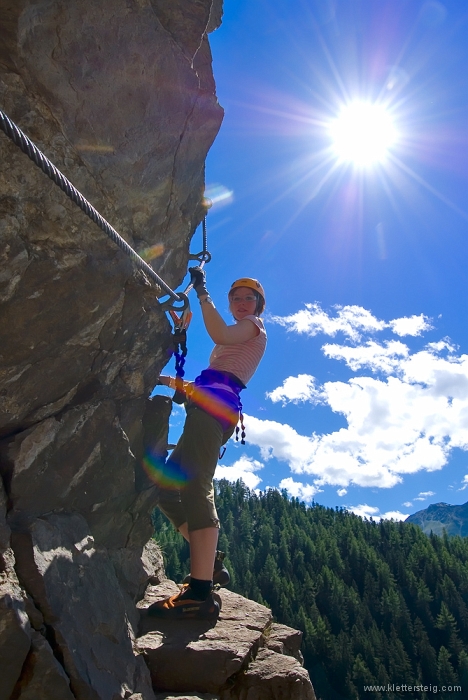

{"left": 146, "top": 585, "right": 220, "bottom": 621}
{"left": 183, "top": 550, "right": 230, "bottom": 588}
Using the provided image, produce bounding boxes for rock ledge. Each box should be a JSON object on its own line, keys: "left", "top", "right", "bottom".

{"left": 137, "top": 580, "right": 316, "bottom": 700}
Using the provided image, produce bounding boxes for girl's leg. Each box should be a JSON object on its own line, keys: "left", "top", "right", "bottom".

{"left": 177, "top": 521, "right": 219, "bottom": 580}
{"left": 188, "top": 526, "right": 219, "bottom": 580}
{"left": 162, "top": 406, "right": 235, "bottom": 583}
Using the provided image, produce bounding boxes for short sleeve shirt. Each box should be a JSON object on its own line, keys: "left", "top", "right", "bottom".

{"left": 208, "top": 316, "right": 267, "bottom": 385}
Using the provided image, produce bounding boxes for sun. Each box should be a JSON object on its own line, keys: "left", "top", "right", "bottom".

{"left": 329, "top": 102, "right": 397, "bottom": 166}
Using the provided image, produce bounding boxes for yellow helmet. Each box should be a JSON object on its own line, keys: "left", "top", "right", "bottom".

{"left": 229, "top": 278, "right": 266, "bottom": 315}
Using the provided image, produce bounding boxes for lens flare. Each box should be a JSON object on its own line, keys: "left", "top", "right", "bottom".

{"left": 139, "top": 243, "right": 165, "bottom": 261}
{"left": 330, "top": 103, "right": 397, "bottom": 166}
{"left": 142, "top": 384, "right": 240, "bottom": 488}
{"left": 142, "top": 448, "right": 188, "bottom": 490}
{"left": 204, "top": 184, "right": 234, "bottom": 208}
{"left": 188, "top": 385, "right": 240, "bottom": 429}
{"left": 76, "top": 143, "right": 114, "bottom": 153}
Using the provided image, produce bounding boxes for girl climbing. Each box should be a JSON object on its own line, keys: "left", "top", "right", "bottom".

{"left": 148, "top": 268, "right": 267, "bottom": 620}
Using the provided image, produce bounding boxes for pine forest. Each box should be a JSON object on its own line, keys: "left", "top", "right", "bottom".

{"left": 152, "top": 480, "right": 468, "bottom": 699}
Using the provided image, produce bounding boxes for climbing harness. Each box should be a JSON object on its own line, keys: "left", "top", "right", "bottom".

{"left": 0, "top": 108, "right": 207, "bottom": 313}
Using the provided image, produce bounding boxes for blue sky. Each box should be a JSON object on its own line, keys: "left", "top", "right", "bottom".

{"left": 156, "top": 0, "right": 468, "bottom": 521}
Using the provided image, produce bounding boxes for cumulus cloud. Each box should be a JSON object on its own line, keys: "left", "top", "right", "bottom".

{"left": 216, "top": 455, "right": 264, "bottom": 490}
{"left": 266, "top": 374, "right": 324, "bottom": 405}
{"left": 381, "top": 510, "right": 410, "bottom": 521}
{"left": 323, "top": 340, "right": 409, "bottom": 373}
{"left": 459, "top": 475, "right": 468, "bottom": 491}
{"left": 250, "top": 308, "right": 468, "bottom": 491}
{"left": 347, "top": 504, "right": 380, "bottom": 520}
{"left": 337, "top": 488, "right": 347, "bottom": 497}
{"left": 279, "top": 477, "right": 321, "bottom": 502}
{"left": 270, "top": 302, "right": 432, "bottom": 341}
{"left": 347, "top": 504, "right": 409, "bottom": 522}
{"left": 270, "top": 302, "right": 386, "bottom": 341}
{"left": 243, "top": 413, "right": 404, "bottom": 489}
{"left": 389, "top": 314, "right": 433, "bottom": 337}
{"left": 259, "top": 303, "right": 468, "bottom": 495}
{"left": 414, "top": 491, "right": 436, "bottom": 501}
{"left": 427, "top": 339, "right": 457, "bottom": 353}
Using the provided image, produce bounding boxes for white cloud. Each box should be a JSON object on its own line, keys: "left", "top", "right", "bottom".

{"left": 270, "top": 302, "right": 386, "bottom": 341}
{"left": 413, "top": 491, "right": 436, "bottom": 501}
{"left": 459, "top": 475, "right": 468, "bottom": 491}
{"left": 380, "top": 510, "right": 410, "bottom": 521}
{"left": 266, "top": 374, "right": 324, "bottom": 405}
{"left": 260, "top": 303, "right": 468, "bottom": 493}
{"left": 323, "top": 340, "right": 409, "bottom": 373}
{"left": 389, "top": 314, "right": 432, "bottom": 337}
{"left": 270, "top": 302, "right": 432, "bottom": 341}
{"left": 215, "top": 455, "right": 264, "bottom": 490}
{"left": 346, "top": 504, "right": 409, "bottom": 522}
{"left": 243, "top": 413, "right": 403, "bottom": 489}
{"left": 242, "top": 336, "right": 468, "bottom": 490}
{"left": 279, "top": 477, "right": 321, "bottom": 502}
{"left": 337, "top": 488, "right": 347, "bottom": 497}
{"left": 347, "top": 504, "right": 380, "bottom": 519}
{"left": 427, "top": 339, "right": 457, "bottom": 353}
{"left": 403, "top": 501, "right": 413, "bottom": 507}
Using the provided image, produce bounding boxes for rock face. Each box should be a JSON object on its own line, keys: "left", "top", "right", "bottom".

{"left": 0, "top": 1, "right": 315, "bottom": 698}
{"left": 0, "top": 1, "right": 222, "bottom": 698}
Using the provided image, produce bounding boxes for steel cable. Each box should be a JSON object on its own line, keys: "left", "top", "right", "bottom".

{"left": 0, "top": 108, "right": 209, "bottom": 309}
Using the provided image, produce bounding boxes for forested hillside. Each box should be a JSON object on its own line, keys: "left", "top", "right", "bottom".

{"left": 152, "top": 480, "right": 468, "bottom": 699}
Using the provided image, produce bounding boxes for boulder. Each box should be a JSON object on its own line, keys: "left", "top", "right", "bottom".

{"left": 265, "top": 622, "right": 304, "bottom": 664}
{"left": 0, "top": 13, "right": 222, "bottom": 695}
{"left": 2, "top": 401, "right": 138, "bottom": 547}
{"left": 138, "top": 581, "right": 272, "bottom": 694}
{"left": 221, "top": 648, "right": 316, "bottom": 700}
{"left": 137, "top": 581, "right": 315, "bottom": 699}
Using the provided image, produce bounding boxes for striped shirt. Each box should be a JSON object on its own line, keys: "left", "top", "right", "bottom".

{"left": 208, "top": 315, "right": 267, "bottom": 385}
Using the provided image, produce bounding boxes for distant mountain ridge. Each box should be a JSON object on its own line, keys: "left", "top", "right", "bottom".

{"left": 406, "top": 500, "right": 468, "bottom": 536}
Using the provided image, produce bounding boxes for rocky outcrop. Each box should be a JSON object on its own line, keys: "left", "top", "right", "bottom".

{"left": 138, "top": 581, "right": 315, "bottom": 700}
{"left": 0, "top": 1, "right": 315, "bottom": 698}
{"left": 0, "top": 1, "right": 222, "bottom": 697}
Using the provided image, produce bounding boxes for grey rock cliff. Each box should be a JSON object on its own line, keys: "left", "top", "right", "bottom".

{"left": 0, "top": 1, "right": 221, "bottom": 697}
{"left": 0, "top": 2, "right": 315, "bottom": 698}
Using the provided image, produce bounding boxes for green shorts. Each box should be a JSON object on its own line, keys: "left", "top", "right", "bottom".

{"left": 156, "top": 403, "right": 235, "bottom": 532}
